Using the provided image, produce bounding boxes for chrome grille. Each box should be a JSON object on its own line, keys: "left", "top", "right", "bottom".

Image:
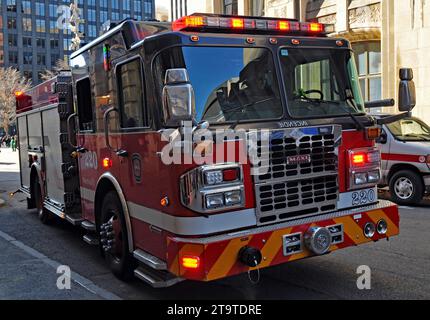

{"left": 252, "top": 125, "right": 342, "bottom": 225}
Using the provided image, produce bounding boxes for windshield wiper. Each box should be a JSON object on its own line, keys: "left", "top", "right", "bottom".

{"left": 227, "top": 97, "right": 275, "bottom": 130}
{"left": 344, "top": 91, "right": 365, "bottom": 131}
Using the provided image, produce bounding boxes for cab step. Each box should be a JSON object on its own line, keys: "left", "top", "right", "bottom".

{"left": 133, "top": 249, "right": 167, "bottom": 270}
{"left": 83, "top": 234, "right": 99, "bottom": 246}
{"left": 81, "top": 220, "right": 96, "bottom": 232}
{"left": 134, "top": 265, "right": 183, "bottom": 288}
{"left": 65, "top": 214, "right": 84, "bottom": 226}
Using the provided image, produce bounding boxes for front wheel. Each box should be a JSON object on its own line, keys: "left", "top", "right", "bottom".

{"left": 99, "top": 191, "right": 136, "bottom": 281}
{"left": 389, "top": 170, "right": 424, "bottom": 205}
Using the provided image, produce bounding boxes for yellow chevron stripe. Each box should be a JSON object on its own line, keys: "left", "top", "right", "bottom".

{"left": 334, "top": 215, "right": 367, "bottom": 245}
{"left": 258, "top": 228, "right": 293, "bottom": 268}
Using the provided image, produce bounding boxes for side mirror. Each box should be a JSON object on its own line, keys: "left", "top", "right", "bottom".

{"left": 376, "top": 130, "right": 387, "bottom": 144}
{"left": 398, "top": 68, "right": 416, "bottom": 112}
{"left": 162, "top": 68, "right": 196, "bottom": 127}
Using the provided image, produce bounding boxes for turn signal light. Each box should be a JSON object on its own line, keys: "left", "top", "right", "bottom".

{"left": 102, "top": 157, "right": 112, "bottom": 169}
{"left": 352, "top": 154, "right": 365, "bottom": 165}
{"left": 182, "top": 256, "right": 200, "bottom": 269}
{"left": 366, "top": 127, "right": 381, "bottom": 140}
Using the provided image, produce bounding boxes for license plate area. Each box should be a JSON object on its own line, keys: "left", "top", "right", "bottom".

{"left": 338, "top": 187, "right": 377, "bottom": 210}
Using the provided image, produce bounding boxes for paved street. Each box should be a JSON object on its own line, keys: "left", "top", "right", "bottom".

{"left": 1, "top": 147, "right": 430, "bottom": 300}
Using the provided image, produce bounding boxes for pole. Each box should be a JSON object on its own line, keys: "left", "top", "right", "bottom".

{"left": 171, "top": 0, "right": 174, "bottom": 20}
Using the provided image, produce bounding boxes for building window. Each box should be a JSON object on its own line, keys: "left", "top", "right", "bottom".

{"left": 23, "top": 18, "right": 32, "bottom": 32}
{"left": 7, "top": 0, "right": 17, "bottom": 12}
{"left": 23, "top": 52, "right": 33, "bottom": 65}
{"left": 50, "top": 20, "right": 59, "bottom": 33}
{"left": 36, "top": 19, "right": 46, "bottom": 33}
{"left": 35, "top": 1, "right": 45, "bottom": 16}
{"left": 353, "top": 41, "right": 382, "bottom": 102}
{"left": 7, "top": 17, "right": 17, "bottom": 29}
{"left": 37, "top": 54, "right": 46, "bottom": 66}
{"left": 37, "top": 38, "right": 46, "bottom": 49}
{"left": 9, "top": 51, "right": 18, "bottom": 64}
{"left": 50, "top": 39, "right": 59, "bottom": 49}
{"left": 23, "top": 37, "right": 32, "bottom": 47}
{"left": 8, "top": 34, "right": 18, "bottom": 47}
{"left": 223, "top": 0, "right": 238, "bottom": 15}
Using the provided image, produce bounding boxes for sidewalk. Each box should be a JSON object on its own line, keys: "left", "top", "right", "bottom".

{"left": 0, "top": 231, "right": 101, "bottom": 300}
{"left": 0, "top": 147, "right": 119, "bottom": 300}
{"left": 0, "top": 147, "right": 20, "bottom": 207}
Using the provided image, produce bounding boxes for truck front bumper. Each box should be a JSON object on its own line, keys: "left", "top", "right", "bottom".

{"left": 166, "top": 200, "right": 399, "bottom": 281}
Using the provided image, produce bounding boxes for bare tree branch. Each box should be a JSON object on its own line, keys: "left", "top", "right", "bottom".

{"left": 0, "top": 67, "right": 32, "bottom": 133}
{"left": 40, "top": 59, "right": 71, "bottom": 82}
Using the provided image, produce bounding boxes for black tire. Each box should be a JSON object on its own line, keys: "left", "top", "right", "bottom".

{"left": 99, "top": 191, "right": 136, "bottom": 280}
{"left": 33, "top": 176, "right": 53, "bottom": 224}
{"left": 389, "top": 170, "right": 424, "bottom": 205}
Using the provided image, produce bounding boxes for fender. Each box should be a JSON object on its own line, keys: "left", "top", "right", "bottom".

{"left": 96, "top": 172, "right": 134, "bottom": 253}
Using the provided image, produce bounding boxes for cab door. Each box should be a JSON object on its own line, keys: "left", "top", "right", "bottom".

{"left": 114, "top": 57, "right": 152, "bottom": 216}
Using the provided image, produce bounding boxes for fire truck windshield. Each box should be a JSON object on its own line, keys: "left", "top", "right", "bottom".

{"left": 155, "top": 46, "right": 284, "bottom": 123}
{"left": 279, "top": 48, "right": 365, "bottom": 118}
{"left": 155, "top": 46, "right": 364, "bottom": 124}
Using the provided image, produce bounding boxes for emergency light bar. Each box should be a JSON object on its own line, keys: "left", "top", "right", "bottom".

{"left": 172, "top": 14, "right": 332, "bottom": 35}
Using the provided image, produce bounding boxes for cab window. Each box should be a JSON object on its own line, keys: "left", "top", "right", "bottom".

{"left": 117, "top": 58, "right": 147, "bottom": 129}
{"left": 76, "top": 77, "right": 95, "bottom": 131}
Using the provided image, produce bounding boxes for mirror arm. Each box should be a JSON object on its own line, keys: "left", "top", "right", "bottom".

{"left": 365, "top": 99, "right": 395, "bottom": 109}
{"left": 376, "top": 112, "right": 411, "bottom": 125}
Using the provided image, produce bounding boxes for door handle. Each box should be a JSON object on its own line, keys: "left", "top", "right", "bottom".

{"left": 104, "top": 107, "right": 128, "bottom": 157}
{"left": 116, "top": 149, "right": 128, "bottom": 157}
{"left": 67, "top": 113, "right": 78, "bottom": 148}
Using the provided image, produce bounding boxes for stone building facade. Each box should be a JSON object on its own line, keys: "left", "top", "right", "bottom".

{"left": 205, "top": 0, "right": 430, "bottom": 122}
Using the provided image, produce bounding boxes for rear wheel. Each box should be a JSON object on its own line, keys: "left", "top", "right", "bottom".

{"left": 389, "top": 170, "right": 424, "bottom": 205}
{"left": 33, "top": 176, "right": 53, "bottom": 224}
{"left": 99, "top": 191, "right": 135, "bottom": 280}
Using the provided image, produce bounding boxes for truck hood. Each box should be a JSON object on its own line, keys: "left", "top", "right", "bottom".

{"left": 392, "top": 140, "right": 430, "bottom": 155}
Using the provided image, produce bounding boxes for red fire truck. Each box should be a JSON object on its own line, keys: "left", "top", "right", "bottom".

{"left": 15, "top": 14, "right": 416, "bottom": 287}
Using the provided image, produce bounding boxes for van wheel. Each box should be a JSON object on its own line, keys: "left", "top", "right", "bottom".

{"left": 389, "top": 170, "right": 423, "bottom": 205}
{"left": 99, "top": 191, "right": 136, "bottom": 281}
{"left": 33, "top": 176, "right": 53, "bottom": 224}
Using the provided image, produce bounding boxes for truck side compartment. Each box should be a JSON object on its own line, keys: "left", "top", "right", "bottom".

{"left": 16, "top": 72, "right": 82, "bottom": 222}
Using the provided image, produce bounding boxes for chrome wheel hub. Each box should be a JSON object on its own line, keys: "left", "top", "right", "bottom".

{"left": 394, "top": 177, "right": 414, "bottom": 200}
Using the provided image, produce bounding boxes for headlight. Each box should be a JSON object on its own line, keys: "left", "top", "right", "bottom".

{"left": 368, "top": 170, "right": 381, "bottom": 183}
{"left": 354, "top": 173, "right": 368, "bottom": 185}
{"left": 377, "top": 219, "right": 388, "bottom": 235}
{"left": 224, "top": 190, "right": 242, "bottom": 206}
{"left": 364, "top": 222, "right": 376, "bottom": 238}
{"left": 180, "top": 163, "right": 245, "bottom": 213}
{"left": 205, "top": 193, "right": 224, "bottom": 209}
